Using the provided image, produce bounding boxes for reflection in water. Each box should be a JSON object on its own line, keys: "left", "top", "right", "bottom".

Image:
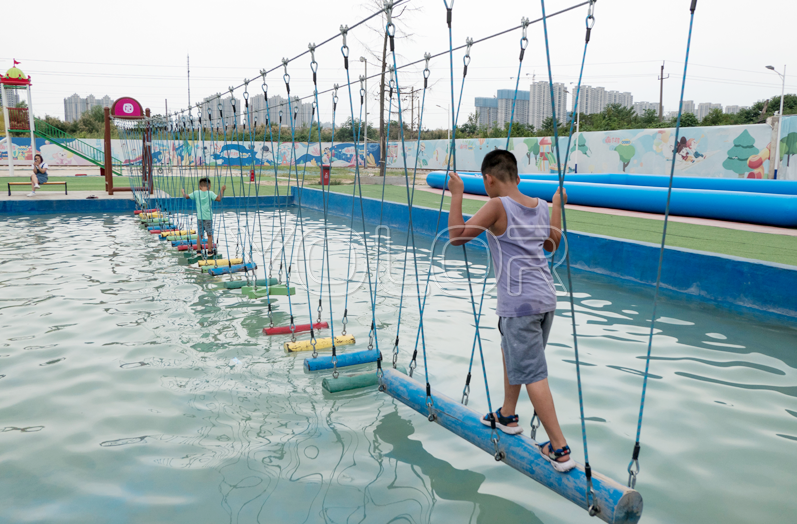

{"left": 0, "top": 212, "right": 795, "bottom": 524}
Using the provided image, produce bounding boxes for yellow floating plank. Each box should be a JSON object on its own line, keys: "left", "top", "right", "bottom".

{"left": 139, "top": 213, "right": 162, "bottom": 219}
{"left": 284, "top": 335, "right": 356, "bottom": 353}
{"left": 197, "top": 258, "right": 243, "bottom": 267}
{"left": 160, "top": 229, "right": 195, "bottom": 237}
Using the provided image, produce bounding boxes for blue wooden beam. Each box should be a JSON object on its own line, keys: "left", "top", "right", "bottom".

{"left": 379, "top": 368, "right": 643, "bottom": 524}
{"left": 304, "top": 349, "right": 380, "bottom": 372}
{"left": 207, "top": 263, "right": 257, "bottom": 277}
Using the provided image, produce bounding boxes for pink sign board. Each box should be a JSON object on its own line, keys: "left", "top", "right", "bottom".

{"left": 111, "top": 97, "right": 144, "bottom": 119}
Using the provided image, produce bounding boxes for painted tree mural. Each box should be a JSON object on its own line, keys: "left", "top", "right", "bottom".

{"left": 615, "top": 141, "right": 636, "bottom": 172}
{"left": 524, "top": 138, "right": 540, "bottom": 164}
{"left": 570, "top": 134, "right": 590, "bottom": 157}
{"left": 722, "top": 129, "right": 759, "bottom": 176}
{"left": 780, "top": 132, "right": 797, "bottom": 166}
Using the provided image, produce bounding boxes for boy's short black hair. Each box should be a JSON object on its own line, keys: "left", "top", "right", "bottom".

{"left": 480, "top": 149, "right": 518, "bottom": 183}
{"left": 198, "top": 177, "right": 211, "bottom": 187}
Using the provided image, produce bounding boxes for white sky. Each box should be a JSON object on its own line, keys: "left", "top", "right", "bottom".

{"left": 2, "top": 0, "right": 795, "bottom": 129}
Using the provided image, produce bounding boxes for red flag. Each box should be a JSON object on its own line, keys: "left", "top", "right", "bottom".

{"left": 13, "top": 59, "right": 20, "bottom": 66}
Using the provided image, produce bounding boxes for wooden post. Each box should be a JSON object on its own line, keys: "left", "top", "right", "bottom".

{"left": 145, "top": 108, "right": 153, "bottom": 195}
{"left": 104, "top": 107, "right": 113, "bottom": 195}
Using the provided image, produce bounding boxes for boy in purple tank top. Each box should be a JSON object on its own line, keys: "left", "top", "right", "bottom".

{"left": 447, "top": 150, "right": 575, "bottom": 473}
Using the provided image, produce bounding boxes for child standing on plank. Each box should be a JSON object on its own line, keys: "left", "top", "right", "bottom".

{"left": 446, "top": 149, "right": 575, "bottom": 473}
{"left": 182, "top": 178, "right": 226, "bottom": 255}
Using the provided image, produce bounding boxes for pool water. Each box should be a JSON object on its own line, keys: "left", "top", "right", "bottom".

{"left": 1, "top": 210, "right": 795, "bottom": 524}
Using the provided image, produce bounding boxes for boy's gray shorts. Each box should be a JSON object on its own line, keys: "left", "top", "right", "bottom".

{"left": 499, "top": 312, "right": 554, "bottom": 386}
{"left": 197, "top": 219, "right": 212, "bottom": 239}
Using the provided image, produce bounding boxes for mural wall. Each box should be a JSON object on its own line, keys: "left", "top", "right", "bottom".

{"left": 384, "top": 117, "right": 797, "bottom": 180}
{"left": 2, "top": 117, "right": 797, "bottom": 180}
{"left": 0, "top": 137, "right": 380, "bottom": 170}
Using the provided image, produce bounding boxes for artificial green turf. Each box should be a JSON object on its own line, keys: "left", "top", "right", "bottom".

{"left": 308, "top": 183, "right": 797, "bottom": 266}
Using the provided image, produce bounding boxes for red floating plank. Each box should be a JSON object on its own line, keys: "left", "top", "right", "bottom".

{"left": 263, "top": 322, "right": 329, "bottom": 336}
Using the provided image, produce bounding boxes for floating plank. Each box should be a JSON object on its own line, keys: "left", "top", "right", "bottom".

{"left": 185, "top": 254, "right": 222, "bottom": 265}
{"left": 305, "top": 348, "right": 380, "bottom": 372}
{"left": 161, "top": 230, "right": 195, "bottom": 238}
{"left": 207, "top": 262, "right": 257, "bottom": 276}
{"left": 198, "top": 258, "right": 243, "bottom": 267}
{"left": 147, "top": 225, "right": 173, "bottom": 231}
{"left": 222, "top": 278, "right": 278, "bottom": 289}
{"left": 284, "top": 334, "right": 356, "bottom": 353}
{"left": 322, "top": 364, "right": 407, "bottom": 393}
{"left": 264, "top": 321, "right": 328, "bottom": 336}
{"left": 176, "top": 243, "right": 215, "bottom": 251}
{"left": 379, "top": 368, "right": 643, "bottom": 524}
{"left": 241, "top": 285, "right": 295, "bottom": 299}
{"left": 167, "top": 234, "right": 197, "bottom": 242}
{"left": 134, "top": 209, "right": 158, "bottom": 215}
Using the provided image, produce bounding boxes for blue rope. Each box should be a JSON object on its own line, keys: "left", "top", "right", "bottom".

{"left": 629, "top": 0, "right": 698, "bottom": 489}
{"left": 540, "top": 0, "right": 597, "bottom": 512}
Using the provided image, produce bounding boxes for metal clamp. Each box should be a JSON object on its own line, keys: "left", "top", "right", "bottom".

{"left": 423, "top": 52, "right": 431, "bottom": 78}
{"left": 520, "top": 16, "right": 530, "bottom": 49}
{"left": 282, "top": 58, "right": 291, "bottom": 85}
{"left": 464, "top": 37, "right": 474, "bottom": 65}
{"left": 530, "top": 410, "right": 540, "bottom": 440}
{"left": 340, "top": 25, "right": 349, "bottom": 57}
{"left": 461, "top": 384, "right": 470, "bottom": 405}
{"left": 627, "top": 458, "right": 640, "bottom": 489}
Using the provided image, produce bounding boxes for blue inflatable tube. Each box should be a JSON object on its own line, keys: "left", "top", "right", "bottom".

{"left": 443, "top": 172, "right": 797, "bottom": 195}
{"left": 426, "top": 172, "right": 797, "bottom": 227}
{"left": 304, "top": 349, "right": 381, "bottom": 372}
{"left": 208, "top": 262, "right": 257, "bottom": 276}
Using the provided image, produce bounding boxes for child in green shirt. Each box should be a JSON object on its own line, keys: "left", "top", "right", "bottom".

{"left": 182, "top": 178, "right": 226, "bottom": 255}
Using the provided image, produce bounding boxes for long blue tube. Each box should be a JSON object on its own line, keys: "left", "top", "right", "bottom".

{"left": 379, "top": 368, "right": 642, "bottom": 524}
{"left": 426, "top": 172, "right": 797, "bottom": 227}
{"left": 207, "top": 263, "right": 257, "bottom": 277}
{"left": 436, "top": 171, "right": 797, "bottom": 195}
{"left": 304, "top": 349, "right": 380, "bottom": 372}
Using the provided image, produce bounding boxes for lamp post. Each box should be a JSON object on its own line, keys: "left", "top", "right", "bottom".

{"left": 766, "top": 64, "right": 786, "bottom": 179}
{"left": 360, "top": 57, "right": 368, "bottom": 168}
{"left": 436, "top": 104, "right": 450, "bottom": 141}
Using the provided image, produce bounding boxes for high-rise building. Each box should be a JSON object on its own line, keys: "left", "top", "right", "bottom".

{"left": 681, "top": 100, "right": 695, "bottom": 115}
{"left": 633, "top": 101, "right": 661, "bottom": 116}
{"left": 1, "top": 88, "right": 20, "bottom": 108}
{"left": 724, "top": 105, "right": 746, "bottom": 115}
{"left": 606, "top": 90, "right": 634, "bottom": 109}
{"left": 497, "top": 89, "right": 530, "bottom": 128}
{"left": 697, "top": 102, "right": 723, "bottom": 120}
{"left": 529, "top": 82, "right": 567, "bottom": 130}
{"left": 581, "top": 85, "right": 606, "bottom": 115}
{"left": 200, "top": 95, "right": 241, "bottom": 128}
{"left": 62, "top": 93, "right": 112, "bottom": 122}
{"left": 474, "top": 97, "right": 498, "bottom": 127}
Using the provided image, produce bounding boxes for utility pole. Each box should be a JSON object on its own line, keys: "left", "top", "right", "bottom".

{"left": 658, "top": 61, "right": 669, "bottom": 121}
{"left": 410, "top": 86, "right": 414, "bottom": 140}
{"left": 187, "top": 54, "right": 191, "bottom": 110}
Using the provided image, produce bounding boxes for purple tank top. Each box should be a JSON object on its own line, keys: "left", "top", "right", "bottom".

{"left": 487, "top": 197, "right": 557, "bottom": 317}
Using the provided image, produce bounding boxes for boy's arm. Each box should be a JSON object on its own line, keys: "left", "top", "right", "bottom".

{"left": 182, "top": 188, "right": 190, "bottom": 199}
{"left": 447, "top": 172, "right": 502, "bottom": 246}
{"left": 545, "top": 187, "right": 567, "bottom": 252}
{"left": 215, "top": 185, "right": 226, "bottom": 202}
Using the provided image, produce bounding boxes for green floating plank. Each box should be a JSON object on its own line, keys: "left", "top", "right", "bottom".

{"left": 167, "top": 234, "right": 197, "bottom": 241}
{"left": 323, "top": 365, "right": 407, "bottom": 393}
{"left": 222, "top": 278, "right": 278, "bottom": 289}
{"left": 241, "top": 285, "right": 295, "bottom": 299}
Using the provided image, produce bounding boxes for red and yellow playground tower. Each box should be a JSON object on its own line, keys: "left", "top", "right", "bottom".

{"left": 1, "top": 60, "right": 35, "bottom": 176}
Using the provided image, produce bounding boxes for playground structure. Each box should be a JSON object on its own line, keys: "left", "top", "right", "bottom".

{"left": 1, "top": 63, "right": 152, "bottom": 196}
{"left": 0, "top": 62, "right": 35, "bottom": 177}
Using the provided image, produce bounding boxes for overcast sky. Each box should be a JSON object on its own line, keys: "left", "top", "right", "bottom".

{"left": 2, "top": 0, "right": 795, "bottom": 129}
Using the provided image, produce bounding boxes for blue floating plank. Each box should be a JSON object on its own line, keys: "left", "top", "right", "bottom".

{"left": 207, "top": 262, "right": 257, "bottom": 276}
{"left": 379, "top": 368, "right": 642, "bottom": 524}
{"left": 304, "top": 349, "right": 380, "bottom": 372}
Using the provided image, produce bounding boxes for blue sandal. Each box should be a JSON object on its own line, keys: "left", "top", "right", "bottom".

{"left": 538, "top": 441, "right": 576, "bottom": 472}
{"left": 481, "top": 407, "right": 523, "bottom": 435}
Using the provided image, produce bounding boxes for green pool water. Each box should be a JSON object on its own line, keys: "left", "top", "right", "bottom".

{"left": 1, "top": 211, "right": 795, "bottom": 524}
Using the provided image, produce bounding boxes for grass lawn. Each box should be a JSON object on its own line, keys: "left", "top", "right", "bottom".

{"left": 6, "top": 175, "right": 795, "bottom": 265}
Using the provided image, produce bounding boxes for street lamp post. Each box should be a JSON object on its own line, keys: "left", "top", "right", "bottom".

{"left": 436, "top": 104, "right": 450, "bottom": 141}
{"left": 360, "top": 57, "right": 368, "bottom": 169}
{"left": 766, "top": 64, "right": 787, "bottom": 179}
